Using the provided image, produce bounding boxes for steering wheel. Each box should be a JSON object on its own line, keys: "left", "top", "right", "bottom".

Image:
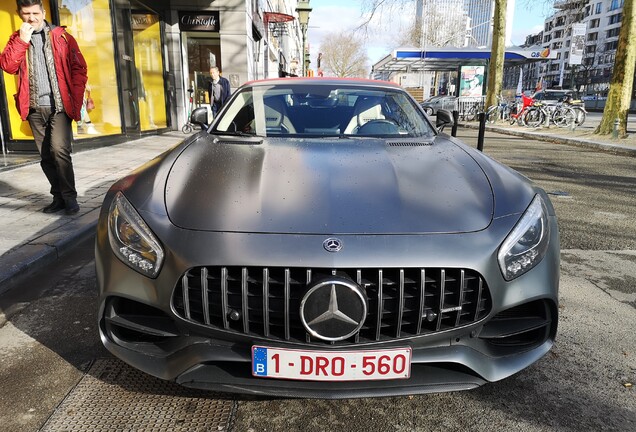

{"left": 356, "top": 119, "right": 399, "bottom": 135}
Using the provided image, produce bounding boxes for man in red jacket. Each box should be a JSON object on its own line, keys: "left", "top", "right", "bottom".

{"left": 0, "top": 0, "right": 87, "bottom": 215}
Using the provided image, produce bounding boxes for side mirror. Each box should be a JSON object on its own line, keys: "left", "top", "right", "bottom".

{"left": 190, "top": 107, "right": 209, "bottom": 130}
{"left": 436, "top": 109, "right": 454, "bottom": 132}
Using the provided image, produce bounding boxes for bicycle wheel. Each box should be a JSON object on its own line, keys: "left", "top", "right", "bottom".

{"left": 485, "top": 106, "right": 500, "bottom": 124}
{"left": 465, "top": 105, "right": 477, "bottom": 121}
{"left": 182, "top": 123, "right": 193, "bottom": 134}
{"left": 501, "top": 105, "right": 511, "bottom": 123}
{"left": 523, "top": 107, "right": 544, "bottom": 128}
{"left": 552, "top": 107, "right": 576, "bottom": 128}
{"left": 573, "top": 107, "right": 586, "bottom": 126}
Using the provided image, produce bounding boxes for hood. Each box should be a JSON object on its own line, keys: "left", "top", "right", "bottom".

{"left": 164, "top": 136, "right": 493, "bottom": 234}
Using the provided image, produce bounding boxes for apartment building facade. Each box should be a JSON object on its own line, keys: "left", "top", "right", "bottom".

{"left": 506, "top": 0, "right": 629, "bottom": 98}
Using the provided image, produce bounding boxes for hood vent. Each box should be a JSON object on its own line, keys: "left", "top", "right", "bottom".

{"left": 216, "top": 140, "right": 260, "bottom": 146}
{"left": 386, "top": 140, "right": 433, "bottom": 147}
{"left": 212, "top": 136, "right": 263, "bottom": 146}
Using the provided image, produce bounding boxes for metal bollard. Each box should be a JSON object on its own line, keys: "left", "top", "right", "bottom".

{"left": 612, "top": 118, "right": 620, "bottom": 138}
{"left": 451, "top": 110, "right": 459, "bottom": 137}
{"left": 477, "top": 112, "right": 486, "bottom": 151}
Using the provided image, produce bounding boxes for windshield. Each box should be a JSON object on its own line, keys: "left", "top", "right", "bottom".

{"left": 212, "top": 83, "right": 436, "bottom": 138}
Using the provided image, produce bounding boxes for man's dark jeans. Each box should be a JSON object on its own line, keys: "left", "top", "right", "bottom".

{"left": 27, "top": 107, "right": 77, "bottom": 203}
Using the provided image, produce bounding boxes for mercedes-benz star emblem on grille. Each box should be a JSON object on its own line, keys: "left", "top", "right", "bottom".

{"left": 300, "top": 277, "right": 367, "bottom": 341}
{"left": 323, "top": 238, "right": 343, "bottom": 252}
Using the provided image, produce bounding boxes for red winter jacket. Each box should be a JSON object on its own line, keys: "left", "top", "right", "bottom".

{"left": 0, "top": 25, "right": 88, "bottom": 121}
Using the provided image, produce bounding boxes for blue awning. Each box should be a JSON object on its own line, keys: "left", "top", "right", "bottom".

{"left": 372, "top": 46, "right": 556, "bottom": 74}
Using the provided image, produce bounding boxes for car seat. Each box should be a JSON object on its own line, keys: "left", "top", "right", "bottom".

{"left": 264, "top": 97, "right": 296, "bottom": 134}
{"left": 343, "top": 96, "right": 386, "bottom": 134}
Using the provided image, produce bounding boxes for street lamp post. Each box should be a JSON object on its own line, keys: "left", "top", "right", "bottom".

{"left": 295, "top": 0, "right": 312, "bottom": 77}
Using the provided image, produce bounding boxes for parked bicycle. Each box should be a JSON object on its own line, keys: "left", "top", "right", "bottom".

{"left": 485, "top": 95, "right": 512, "bottom": 123}
{"left": 562, "top": 94, "right": 587, "bottom": 126}
{"left": 522, "top": 101, "right": 577, "bottom": 128}
{"left": 508, "top": 94, "right": 535, "bottom": 125}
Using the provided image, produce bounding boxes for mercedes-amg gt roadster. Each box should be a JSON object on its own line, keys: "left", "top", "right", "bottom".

{"left": 96, "top": 78, "right": 559, "bottom": 399}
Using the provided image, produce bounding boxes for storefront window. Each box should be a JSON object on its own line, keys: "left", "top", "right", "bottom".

{"left": 59, "top": 0, "right": 120, "bottom": 138}
{"left": 132, "top": 12, "right": 167, "bottom": 131}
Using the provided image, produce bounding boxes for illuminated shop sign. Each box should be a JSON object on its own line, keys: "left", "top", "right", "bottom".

{"left": 132, "top": 14, "right": 159, "bottom": 31}
{"left": 178, "top": 11, "right": 220, "bottom": 31}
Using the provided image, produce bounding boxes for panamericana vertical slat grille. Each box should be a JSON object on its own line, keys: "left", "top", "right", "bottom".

{"left": 172, "top": 267, "right": 491, "bottom": 345}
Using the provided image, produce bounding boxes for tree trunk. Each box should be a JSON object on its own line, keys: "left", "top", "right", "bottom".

{"left": 485, "top": 0, "right": 507, "bottom": 110}
{"left": 595, "top": 0, "right": 636, "bottom": 137}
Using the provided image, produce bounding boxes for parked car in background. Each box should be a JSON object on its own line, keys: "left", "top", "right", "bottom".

{"left": 96, "top": 78, "right": 560, "bottom": 399}
{"left": 531, "top": 89, "right": 574, "bottom": 105}
{"left": 420, "top": 95, "right": 457, "bottom": 115}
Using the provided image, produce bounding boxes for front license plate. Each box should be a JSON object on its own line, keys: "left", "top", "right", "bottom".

{"left": 252, "top": 346, "right": 411, "bottom": 381}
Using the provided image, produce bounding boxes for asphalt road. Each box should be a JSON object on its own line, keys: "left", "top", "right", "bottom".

{"left": 0, "top": 127, "right": 634, "bottom": 431}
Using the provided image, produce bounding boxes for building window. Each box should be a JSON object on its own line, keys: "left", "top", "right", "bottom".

{"left": 609, "top": 13, "right": 622, "bottom": 25}
{"left": 609, "top": 0, "right": 623, "bottom": 11}
{"left": 596, "top": 2, "right": 602, "bottom": 14}
{"left": 605, "top": 41, "right": 618, "bottom": 51}
{"left": 589, "top": 19, "right": 600, "bottom": 28}
{"left": 606, "top": 28, "right": 621, "bottom": 38}
{"left": 587, "top": 32, "right": 598, "bottom": 41}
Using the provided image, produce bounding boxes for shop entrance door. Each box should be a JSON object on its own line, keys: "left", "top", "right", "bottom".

{"left": 182, "top": 33, "right": 221, "bottom": 113}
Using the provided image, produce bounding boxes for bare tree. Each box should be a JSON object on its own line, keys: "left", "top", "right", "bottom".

{"left": 596, "top": 0, "right": 635, "bottom": 137}
{"left": 319, "top": 31, "right": 369, "bottom": 78}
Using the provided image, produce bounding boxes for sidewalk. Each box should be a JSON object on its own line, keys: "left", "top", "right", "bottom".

{"left": 0, "top": 131, "right": 187, "bottom": 295}
{"left": 0, "top": 126, "right": 634, "bottom": 296}
{"left": 460, "top": 119, "right": 636, "bottom": 156}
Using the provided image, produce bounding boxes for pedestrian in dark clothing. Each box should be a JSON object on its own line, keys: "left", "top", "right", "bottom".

{"left": 0, "top": 0, "right": 87, "bottom": 215}
{"left": 208, "top": 66, "right": 231, "bottom": 118}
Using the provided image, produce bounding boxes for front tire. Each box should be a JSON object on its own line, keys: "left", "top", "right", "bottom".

{"left": 523, "top": 108, "right": 544, "bottom": 128}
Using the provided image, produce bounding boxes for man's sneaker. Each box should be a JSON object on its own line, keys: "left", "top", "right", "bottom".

{"left": 43, "top": 200, "right": 65, "bottom": 214}
{"left": 64, "top": 199, "right": 80, "bottom": 215}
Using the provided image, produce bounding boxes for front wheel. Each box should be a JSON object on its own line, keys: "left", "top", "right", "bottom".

{"left": 182, "top": 123, "right": 193, "bottom": 134}
{"left": 423, "top": 107, "right": 434, "bottom": 116}
{"left": 552, "top": 107, "right": 576, "bottom": 128}
{"left": 485, "top": 106, "right": 499, "bottom": 124}
{"left": 573, "top": 107, "right": 586, "bottom": 126}
{"left": 523, "top": 108, "right": 545, "bottom": 128}
{"left": 464, "top": 106, "right": 477, "bottom": 121}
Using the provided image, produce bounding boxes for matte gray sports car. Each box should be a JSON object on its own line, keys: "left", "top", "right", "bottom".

{"left": 96, "top": 78, "right": 559, "bottom": 399}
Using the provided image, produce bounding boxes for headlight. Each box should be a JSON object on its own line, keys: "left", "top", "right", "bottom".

{"left": 498, "top": 195, "right": 550, "bottom": 281}
{"left": 108, "top": 192, "right": 164, "bottom": 278}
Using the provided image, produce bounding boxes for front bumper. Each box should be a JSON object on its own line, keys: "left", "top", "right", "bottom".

{"left": 96, "top": 210, "right": 559, "bottom": 398}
